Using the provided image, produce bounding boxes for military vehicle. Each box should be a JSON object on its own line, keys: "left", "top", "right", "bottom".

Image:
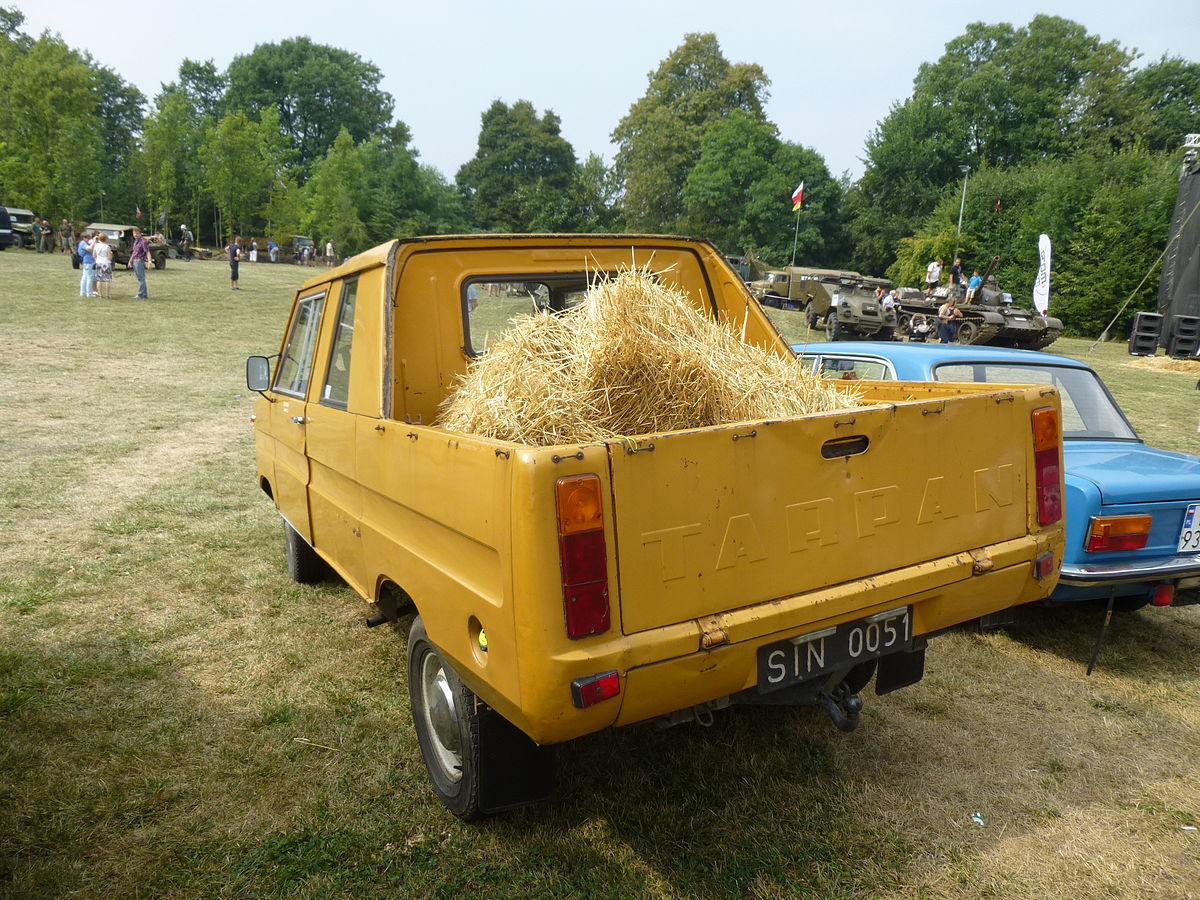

{"left": 86, "top": 223, "right": 171, "bottom": 269}
{"left": 753, "top": 267, "right": 898, "bottom": 340}
{"left": 895, "top": 256, "right": 1062, "bottom": 348}
{"left": 5, "top": 207, "right": 37, "bottom": 247}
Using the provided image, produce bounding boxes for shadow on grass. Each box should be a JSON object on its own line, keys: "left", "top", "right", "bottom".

{"left": 998, "top": 600, "right": 1200, "bottom": 679}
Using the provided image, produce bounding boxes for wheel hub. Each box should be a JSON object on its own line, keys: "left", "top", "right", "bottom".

{"left": 419, "top": 652, "right": 463, "bottom": 781}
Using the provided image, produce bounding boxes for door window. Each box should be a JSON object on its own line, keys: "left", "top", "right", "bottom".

{"left": 321, "top": 280, "right": 358, "bottom": 407}
{"left": 274, "top": 291, "right": 326, "bottom": 398}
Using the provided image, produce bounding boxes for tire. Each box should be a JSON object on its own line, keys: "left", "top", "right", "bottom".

{"left": 408, "top": 616, "right": 484, "bottom": 820}
{"left": 805, "top": 302, "right": 818, "bottom": 330}
{"left": 828, "top": 314, "right": 842, "bottom": 341}
{"left": 283, "top": 519, "right": 326, "bottom": 583}
{"left": 956, "top": 320, "right": 980, "bottom": 344}
{"left": 154, "top": 252, "right": 167, "bottom": 270}
{"left": 897, "top": 313, "right": 912, "bottom": 335}
{"left": 874, "top": 326, "right": 895, "bottom": 342}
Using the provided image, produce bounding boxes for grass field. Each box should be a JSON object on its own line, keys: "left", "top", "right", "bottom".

{"left": 2, "top": 249, "right": 1199, "bottom": 899}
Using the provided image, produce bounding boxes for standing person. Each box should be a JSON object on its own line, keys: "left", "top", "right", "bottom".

{"left": 949, "top": 257, "right": 964, "bottom": 296}
{"left": 77, "top": 231, "right": 96, "bottom": 297}
{"left": 179, "top": 224, "right": 194, "bottom": 261}
{"left": 324, "top": 239, "right": 335, "bottom": 269}
{"left": 33, "top": 218, "right": 46, "bottom": 253}
{"left": 937, "top": 296, "right": 963, "bottom": 343}
{"left": 966, "top": 269, "right": 983, "bottom": 302}
{"left": 249, "top": 238, "right": 258, "bottom": 263}
{"left": 129, "top": 227, "right": 151, "bottom": 299}
{"left": 267, "top": 238, "right": 278, "bottom": 263}
{"left": 227, "top": 236, "right": 241, "bottom": 290}
{"left": 59, "top": 219, "right": 75, "bottom": 254}
{"left": 925, "top": 258, "right": 942, "bottom": 297}
{"left": 43, "top": 219, "right": 55, "bottom": 253}
{"left": 92, "top": 232, "right": 114, "bottom": 298}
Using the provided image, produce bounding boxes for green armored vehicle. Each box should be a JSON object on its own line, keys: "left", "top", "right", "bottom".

{"left": 750, "top": 267, "right": 898, "bottom": 340}
{"left": 895, "top": 256, "right": 1062, "bottom": 348}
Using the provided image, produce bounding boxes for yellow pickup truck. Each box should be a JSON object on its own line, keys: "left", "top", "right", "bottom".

{"left": 246, "top": 234, "right": 1064, "bottom": 819}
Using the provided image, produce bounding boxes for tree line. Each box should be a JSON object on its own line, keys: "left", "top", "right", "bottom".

{"left": 1, "top": 8, "right": 1196, "bottom": 335}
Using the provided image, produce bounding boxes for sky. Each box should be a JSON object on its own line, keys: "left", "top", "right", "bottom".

{"left": 11, "top": 0, "right": 1200, "bottom": 184}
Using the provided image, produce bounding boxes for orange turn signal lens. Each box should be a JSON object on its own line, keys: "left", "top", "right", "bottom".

{"left": 556, "top": 475, "right": 604, "bottom": 535}
{"left": 1031, "top": 406, "right": 1060, "bottom": 452}
{"left": 1085, "top": 515, "right": 1151, "bottom": 553}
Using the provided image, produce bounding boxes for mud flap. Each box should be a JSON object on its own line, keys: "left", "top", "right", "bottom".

{"left": 875, "top": 643, "right": 926, "bottom": 696}
{"left": 477, "top": 703, "right": 557, "bottom": 813}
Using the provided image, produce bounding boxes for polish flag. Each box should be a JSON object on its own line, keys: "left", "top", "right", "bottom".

{"left": 791, "top": 182, "right": 804, "bottom": 211}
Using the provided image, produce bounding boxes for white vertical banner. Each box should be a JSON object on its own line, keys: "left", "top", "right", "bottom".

{"left": 1033, "top": 234, "right": 1051, "bottom": 314}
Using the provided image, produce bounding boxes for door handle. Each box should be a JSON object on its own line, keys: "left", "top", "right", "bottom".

{"left": 291, "top": 416, "right": 306, "bottom": 425}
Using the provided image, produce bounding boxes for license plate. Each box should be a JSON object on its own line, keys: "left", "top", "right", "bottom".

{"left": 1179, "top": 504, "right": 1200, "bottom": 553}
{"left": 757, "top": 607, "right": 912, "bottom": 693}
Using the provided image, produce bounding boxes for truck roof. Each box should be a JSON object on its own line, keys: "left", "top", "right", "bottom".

{"left": 299, "top": 233, "right": 726, "bottom": 291}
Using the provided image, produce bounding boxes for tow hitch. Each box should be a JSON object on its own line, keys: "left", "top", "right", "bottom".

{"left": 817, "top": 681, "right": 864, "bottom": 732}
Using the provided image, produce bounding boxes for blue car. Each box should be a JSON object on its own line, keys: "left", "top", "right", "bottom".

{"left": 791, "top": 341, "right": 1200, "bottom": 610}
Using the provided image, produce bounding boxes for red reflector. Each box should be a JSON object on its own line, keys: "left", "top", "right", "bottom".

{"left": 1035, "top": 551, "right": 1055, "bottom": 581}
{"left": 564, "top": 580, "right": 610, "bottom": 639}
{"left": 571, "top": 670, "right": 620, "bottom": 708}
{"left": 1152, "top": 584, "right": 1175, "bottom": 607}
{"left": 1035, "top": 447, "right": 1062, "bottom": 526}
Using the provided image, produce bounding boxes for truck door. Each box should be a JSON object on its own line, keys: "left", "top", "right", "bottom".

{"left": 304, "top": 276, "right": 371, "bottom": 594}
{"left": 269, "top": 288, "right": 327, "bottom": 540}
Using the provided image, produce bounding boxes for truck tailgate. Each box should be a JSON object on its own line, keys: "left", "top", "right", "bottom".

{"left": 606, "top": 392, "right": 1032, "bottom": 634}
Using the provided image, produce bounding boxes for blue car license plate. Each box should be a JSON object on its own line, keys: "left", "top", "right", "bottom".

{"left": 757, "top": 607, "right": 912, "bottom": 693}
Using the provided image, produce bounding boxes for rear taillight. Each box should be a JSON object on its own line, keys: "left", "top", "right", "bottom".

{"left": 1085, "top": 515, "right": 1151, "bottom": 552}
{"left": 1152, "top": 584, "right": 1175, "bottom": 607}
{"left": 555, "top": 475, "right": 611, "bottom": 638}
{"left": 1032, "top": 406, "right": 1062, "bottom": 526}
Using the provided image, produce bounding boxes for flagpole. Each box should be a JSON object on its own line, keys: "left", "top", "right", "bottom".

{"left": 790, "top": 208, "right": 800, "bottom": 267}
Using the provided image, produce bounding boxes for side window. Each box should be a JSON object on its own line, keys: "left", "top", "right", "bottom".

{"left": 321, "top": 280, "right": 358, "bottom": 407}
{"left": 274, "top": 291, "right": 326, "bottom": 398}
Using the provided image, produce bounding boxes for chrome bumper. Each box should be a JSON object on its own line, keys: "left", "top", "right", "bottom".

{"left": 1059, "top": 554, "right": 1200, "bottom": 587}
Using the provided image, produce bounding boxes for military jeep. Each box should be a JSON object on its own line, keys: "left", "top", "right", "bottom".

{"left": 85, "top": 223, "right": 171, "bottom": 269}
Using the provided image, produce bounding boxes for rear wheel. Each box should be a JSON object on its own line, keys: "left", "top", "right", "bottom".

{"left": 408, "top": 616, "right": 484, "bottom": 820}
{"left": 828, "top": 314, "right": 842, "bottom": 341}
{"left": 283, "top": 520, "right": 327, "bottom": 583}
{"left": 153, "top": 251, "right": 167, "bottom": 270}
{"left": 805, "top": 301, "right": 818, "bottom": 330}
{"left": 956, "top": 320, "right": 980, "bottom": 344}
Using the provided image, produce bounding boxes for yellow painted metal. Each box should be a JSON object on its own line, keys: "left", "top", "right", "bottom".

{"left": 251, "top": 234, "right": 1066, "bottom": 746}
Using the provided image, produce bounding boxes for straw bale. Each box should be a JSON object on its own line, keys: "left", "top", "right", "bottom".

{"left": 437, "top": 269, "right": 863, "bottom": 445}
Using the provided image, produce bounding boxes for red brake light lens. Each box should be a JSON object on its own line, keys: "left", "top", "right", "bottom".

{"left": 1032, "top": 406, "right": 1062, "bottom": 526}
{"left": 555, "top": 475, "right": 611, "bottom": 639}
{"left": 1085, "top": 515, "right": 1151, "bottom": 553}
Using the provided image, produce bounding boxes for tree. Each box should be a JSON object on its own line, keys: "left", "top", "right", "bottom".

{"left": 612, "top": 33, "right": 769, "bottom": 231}
{"left": 681, "top": 111, "right": 846, "bottom": 264}
{"left": 224, "top": 38, "right": 393, "bottom": 172}
{"left": 1126, "top": 57, "right": 1200, "bottom": 154}
{"left": 850, "top": 16, "right": 1139, "bottom": 274}
{"left": 456, "top": 100, "right": 577, "bottom": 232}
{"left": 142, "top": 90, "right": 200, "bottom": 232}
{"left": 200, "top": 108, "right": 284, "bottom": 240}
{"left": 0, "top": 33, "right": 99, "bottom": 214}
{"left": 302, "top": 128, "right": 370, "bottom": 255}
